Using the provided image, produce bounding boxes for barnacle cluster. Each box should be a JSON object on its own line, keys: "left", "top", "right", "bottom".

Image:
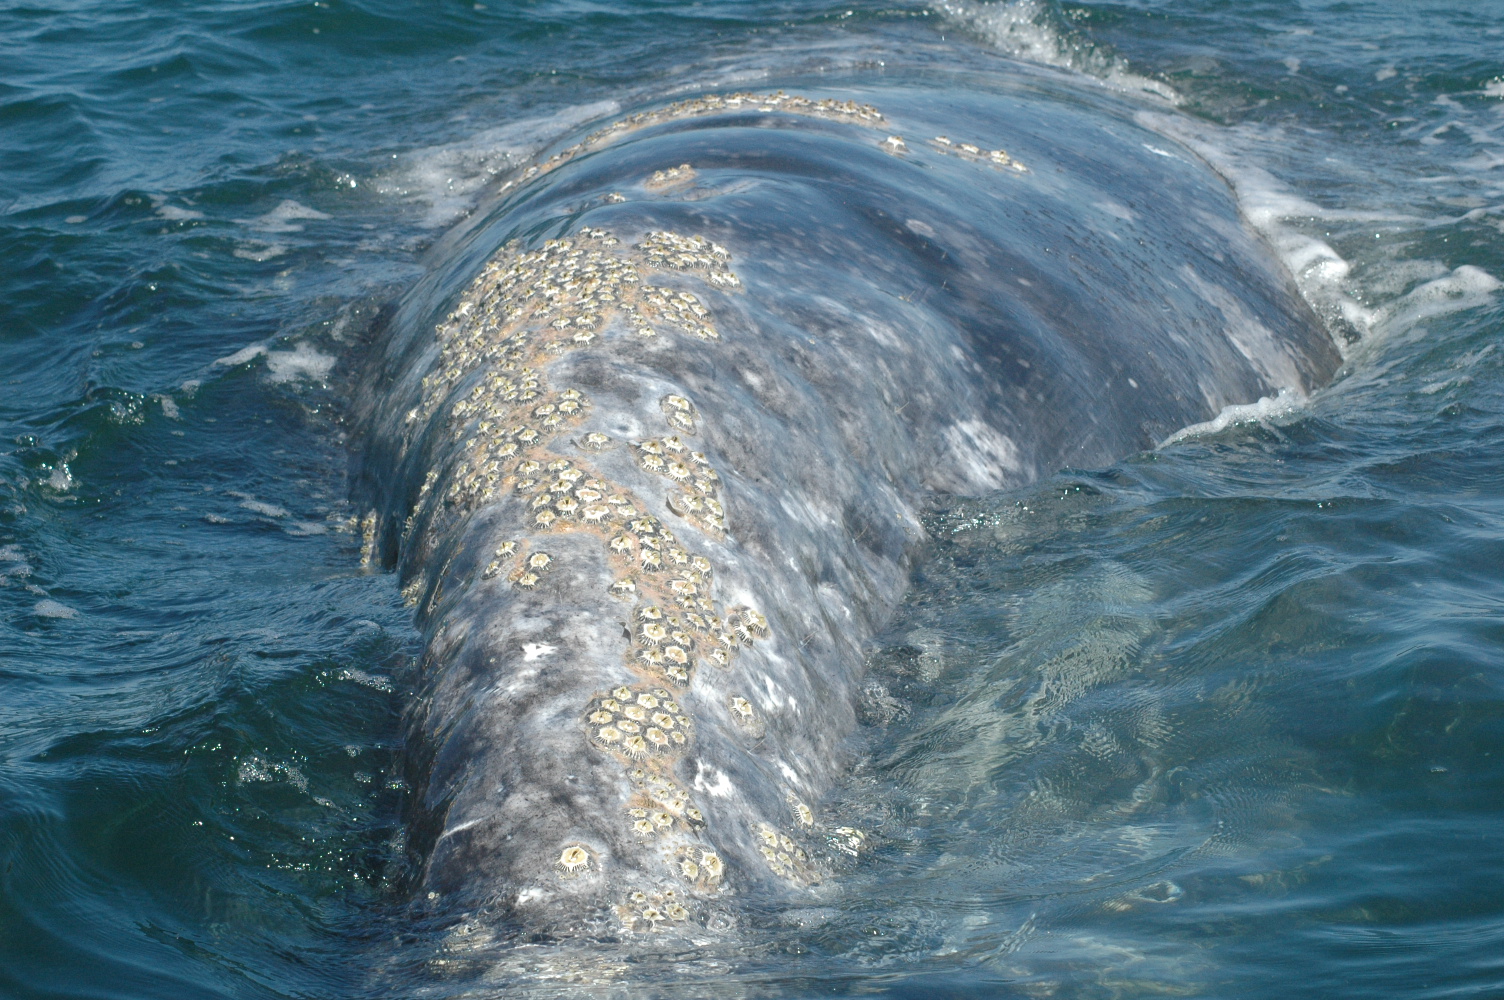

{"left": 633, "top": 435, "right": 726, "bottom": 536}
{"left": 929, "top": 135, "right": 1028, "bottom": 172}
{"left": 645, "top": 163, "right": 696, "bottom": 189}
{"left": 585, "top": 685, "right": 691, "bottom": 759}
{"left": 675, "top": 844, "right": 725, "bottom": 892}
{"left": 756, "top": 823, "right": 814, "bottom": 882}
{"left": 829, "top": 826, "right": 867, "bottom": 858}
{"left": 491, "top": 91, "right": 887, "bottom": 201}
{"left": 618, "top": 887, "right": 692, "bottom": 933}
{"left": 638, "top": 231, "right": 740, "bottom": 289}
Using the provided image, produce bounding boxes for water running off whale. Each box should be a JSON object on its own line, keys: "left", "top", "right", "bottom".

{"left": 351, "top": 68, "right": 1340, "bottom": 983}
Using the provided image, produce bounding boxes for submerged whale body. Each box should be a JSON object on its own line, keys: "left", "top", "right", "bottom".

{"left": 353, "top": 73, "right": 1339, "bottom": 964}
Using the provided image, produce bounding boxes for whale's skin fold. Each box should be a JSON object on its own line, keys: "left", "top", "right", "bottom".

{"left": 352, "top": 79, "right": 1339, "bottom": 951}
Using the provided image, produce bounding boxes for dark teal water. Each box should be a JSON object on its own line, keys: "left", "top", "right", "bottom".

{"left": 3, "top": 1, "right": 1502, "bottom": 997}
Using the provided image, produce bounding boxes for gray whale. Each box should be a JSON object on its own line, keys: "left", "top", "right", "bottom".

{"left": 353, "top": 74, "right": 1339, "bottom": 965}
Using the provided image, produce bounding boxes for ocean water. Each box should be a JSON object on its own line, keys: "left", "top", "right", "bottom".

{"left": 2, "top": 1, "right": 1502, "bottom": 997}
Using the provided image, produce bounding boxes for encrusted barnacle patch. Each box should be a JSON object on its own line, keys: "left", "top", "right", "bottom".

{"left": 725, "top": 605, "right": 769, "bottom": 644}
{"left": 554, "top": 844, "right": 594, "bottom": 878}
{"left": 481, "top": 539, "right": 520, "bottom": 579}
{"left": 756, "top": 823, "right": 814, "bottom": 883}
{"left": 645, "top": 164, "right": 697, "bottom": 189}
{"left": 617, "top": 888, "right": 692, "bottom": 932}
{"left": 675, "top": 844, "right": 725, "bottom": 890}
{"left": 929, "top": 135, "right": 1027, "bottom": 172}
{"left": 585, "top": 687, "right": 691, "bottom": 757}
{"left": 660, "top": 394, "right": 699, "bottom": 434}
{"left": 828, "top": 826, "right": 867, "bottom": 858}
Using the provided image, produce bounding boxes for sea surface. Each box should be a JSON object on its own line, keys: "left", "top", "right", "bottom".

{"left": 3, "top": 1, "right": 1503, "bottom": 997}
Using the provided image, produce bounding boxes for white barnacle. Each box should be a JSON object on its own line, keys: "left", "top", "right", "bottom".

{"left": 554, "top": 845, "right": 592, "bottom": 878}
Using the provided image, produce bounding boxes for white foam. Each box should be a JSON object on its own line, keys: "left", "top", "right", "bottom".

{"left": 1159, "top": 387, "right": 1302, "bottom": 447}
{"left": 214, "top": 343, "right": 267, "bottom": 367}
{"left": 33, "top": 599, "right": 79, "bottom": 619}
{"left": 1375, "top": 264, "right": 1502, "bottom": 334}
{"left": 155, "top": 203, "right": 204, "bottom": 221}
{"left": 240, "top": 499, "right": 290, "bottom": 518}
{"left": 265, "top": 342, "right": 336, "bottom": 383}
{"left": 938, "top": 0, "right": 1180, "bottom": 103}
{"left": 241, "top": 199, "right": 331, "bottom": 233}
{"left": 232, "top": 243, "right": 286, "bottom": 262}
{"left": 338, "top": 667, "right": 395, "bottom": 692}
{"left": 374, "top": 101, "right": 619, "bottom": 229}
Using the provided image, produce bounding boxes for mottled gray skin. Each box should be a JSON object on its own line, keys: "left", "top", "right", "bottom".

{"left": 353, "top": 77, "right": 1339, "bottom": 957}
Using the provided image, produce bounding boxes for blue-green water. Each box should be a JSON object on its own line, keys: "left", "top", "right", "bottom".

{"left": 3, "top": 1, "right": 1503, "bottom": 997}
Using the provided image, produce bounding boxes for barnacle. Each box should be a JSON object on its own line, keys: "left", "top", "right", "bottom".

{"left": 831, "top": 827, "right": 866, "bottom": 857}
{"left": 554, "top": 845, "right": 592, "bottom": 878}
